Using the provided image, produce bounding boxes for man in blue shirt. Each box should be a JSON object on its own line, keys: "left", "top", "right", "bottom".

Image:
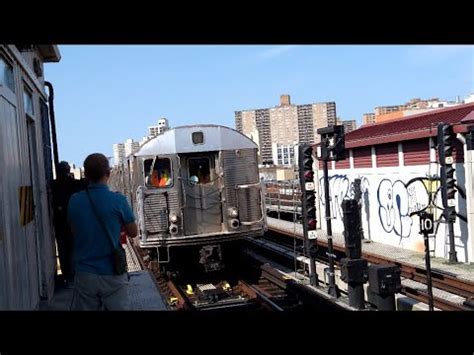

{"left": 68, "top": 153, "right": 138, "bottom": 310}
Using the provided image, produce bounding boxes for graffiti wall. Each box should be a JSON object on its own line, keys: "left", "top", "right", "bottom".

{"left": 317, "top": 164, "right": 471, "bottom": 262}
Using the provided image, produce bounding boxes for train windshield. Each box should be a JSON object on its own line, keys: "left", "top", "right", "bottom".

{"left": 188, "top": 157, "right": 211, "bottom": 185}
{"left": 144, "top": 157, "right": 172, "bottom": 188}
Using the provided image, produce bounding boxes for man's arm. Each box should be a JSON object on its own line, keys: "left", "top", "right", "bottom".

{"left": 124, "top": 222, "right": 138, "bottom": 238}
{"left": 119, "top": 195, "right": 138, "bottom": 238}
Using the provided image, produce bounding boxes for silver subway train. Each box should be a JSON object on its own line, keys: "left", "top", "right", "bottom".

{"left": 109, "top": 124, "right": 267, "bottom": 269}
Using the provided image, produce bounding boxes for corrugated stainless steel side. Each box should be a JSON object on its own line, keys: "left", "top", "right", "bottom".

{"left": 237, "top": 186, "right": 262, "bottom": 223}
{"left": 0, "top": 94, "right": 30, "bottom": 309}
{"left": 143, "top": 189, "right": 180, "bottom": 235}
{"left": 222, "top": 149, "right": 262, "bottom": 226}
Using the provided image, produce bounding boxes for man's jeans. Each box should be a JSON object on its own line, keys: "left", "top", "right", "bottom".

{"left": 71, "top": 272, "right": 129, "bottom": 310}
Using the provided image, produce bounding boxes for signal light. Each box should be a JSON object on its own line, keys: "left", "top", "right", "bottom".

{"left": 302, "top": 145, "right": 314, "bottom": 180}
{"left": 317, "top": 125, "right": 345, "bottom": 161}
{"left": 438, "top": 123, "right": 457, "bottom": 224}
{"left": 439, "top": 124, "right": 453, "bottom": 160}
{"left": 445, "top": 165, "right": 456, "bottom": 200}
{"left": 298, "top": 143, "right": 318, "bottom": 234}
{"left": 307, "top": 206, "right": 316, "bottom": 220}
{"left": 306, "top": 193, "right": 316, "bottom": 205}
{"left": 438, "top": 123, "right": 454, "bottom": 164}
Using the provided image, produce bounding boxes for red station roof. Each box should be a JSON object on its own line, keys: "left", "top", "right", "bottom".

{"left": 342, "top": 102, "right": 474, "bottom": 149}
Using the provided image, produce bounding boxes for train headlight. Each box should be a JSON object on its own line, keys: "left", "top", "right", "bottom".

{"left": 228, "top": 207, "right": 238, "bottom": 218}
{"left": 169, "top": 224, "right": 178, "bottom": 235}
{"left": 169, "top": 212, "right": 178, "bottom": 223}
{"left": 229, "top": 219, "right": 240, "bottom": 230}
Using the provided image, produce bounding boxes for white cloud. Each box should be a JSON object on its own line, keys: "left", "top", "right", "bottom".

{"left": 257, "top": 45, "right": 299, "bottom": 61}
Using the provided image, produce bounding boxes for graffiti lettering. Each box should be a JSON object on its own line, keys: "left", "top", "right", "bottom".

{"left": 320, "top": 174, "right": 370, "bottom": 220}
{"left": 377, "top": 179, "right": 413, "bottom": 241}
{"left": 377, "top": 177, "right": 437, "bottom": 241}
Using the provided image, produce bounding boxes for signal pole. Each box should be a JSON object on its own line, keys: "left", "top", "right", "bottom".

{"left": 323, "top": 158, "right": 340, "bottom": 297}
{"left": 317, "top": 125, "right": 345, "bottom": 298}
{"left": 298, "top": 144, "right": 318, "bottom": 286}
{"left": 419, "top": 212, "right": 435, "bottom": 311}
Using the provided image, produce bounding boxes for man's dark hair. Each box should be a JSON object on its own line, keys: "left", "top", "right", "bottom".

{"left": 57, "top": 161, "right": 71, "bottom": 177}
{"left": 84, "top": 153, "right": 110, "bottom": 183}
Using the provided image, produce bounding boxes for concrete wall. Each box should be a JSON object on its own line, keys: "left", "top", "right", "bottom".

{"left": 316, "top": 157, "right": 472, "bottom": 263}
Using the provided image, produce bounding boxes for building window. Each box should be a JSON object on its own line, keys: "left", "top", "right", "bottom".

{"left": 145, "top": 157, "right": 172, "bottom": 188}
{"left": 188, "top": 157, "right": 211, "bottom": 185}
{"left": 23, "top": 86, "right": 34, "bottom": 117}
{"left": 0, "top": 55, "right": 15, "bottom": 92}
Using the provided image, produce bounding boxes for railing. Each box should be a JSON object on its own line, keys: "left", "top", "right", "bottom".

{"left": 263, "top": 180, "right": 302, "bottom": 221}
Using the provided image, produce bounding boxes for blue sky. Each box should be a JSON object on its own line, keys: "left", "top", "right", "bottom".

{"left": 44, "top": 45, "right": 474, "bottom": 166}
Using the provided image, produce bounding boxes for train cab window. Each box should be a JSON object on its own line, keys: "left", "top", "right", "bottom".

{"left": 145, "top": 157, "right": 172, "bottom": 188}
{"left": 0, "top": 55, "right": 15, "bottom": 92}
{"left": 192, "top": 131, "right": 204, "bottom": 145}
{"left": 189, "top": 157, "right": 211, "bottom": 185}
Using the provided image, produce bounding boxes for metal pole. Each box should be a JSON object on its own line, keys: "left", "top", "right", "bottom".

{"left": 45, "top": 81, "right": 59, "bottom": 173}
{"left": 423, "top": 231, "right": 435, "bottom": 311}
{"left": 323, "top": 160, "right": 340, "bottom": 298}
{"left": 447, "top": 215, "right": 457, "bottom": 263}
{"left": 305, "top": 234, "right": 318, "bottom": 286}
{"left": 348, "top": 284, "right": 365, "bottom": 309}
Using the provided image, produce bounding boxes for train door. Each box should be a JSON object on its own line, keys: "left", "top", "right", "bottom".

{"left": 182, "top": 153, "right": 222, "bottom": 235}
{"left": 25, "top": 114, "right": 44, "bottom": 299}
{"left": 0, "top": 67, "right": 29, "bottom": 308}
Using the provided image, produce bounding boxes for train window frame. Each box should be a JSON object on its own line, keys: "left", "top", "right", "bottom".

{"left": 192, "top": 131, "right": 204, "bottom": 145}
{"left": 144, "top": 157, "right": 173, "bottom": 189}
{"left": 0, "top": 53, "right": 15, "bottom": 93}
{"left": 188, "top": 157, "right": 212, "bottom": 185}
{"left": 23, "top": 84, "right": 34, "bottom": 118}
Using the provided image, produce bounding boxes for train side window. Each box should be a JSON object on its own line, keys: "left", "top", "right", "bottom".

{"left": 0, "top": 55, "right": 15, "bottom": 92}
{"left": 189, "top": 157, "right": 211, "bottom": 185}
{"left": 23, "top": 85, "right": 34, "bottom": 117}
{"left": 143, "top": 159, "right": 153, "bottom": 177}
{"left": 145, "top": 158, "right": 172, "bottom": 188}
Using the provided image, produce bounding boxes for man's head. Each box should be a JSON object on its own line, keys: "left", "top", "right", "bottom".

{"left": 84, "top": 153, "right": 110, "bottom": 183}
{"left": 57, "top": 161, "right": 71, "bottom": 178}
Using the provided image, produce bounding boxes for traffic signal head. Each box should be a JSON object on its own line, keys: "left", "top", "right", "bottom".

{"left": 437, "top": 123, "right": 454, "bottom": 164}
{"left": 304, "top": 192, "right": 316, "bottom": 229}
{"left": 305, "top": 188, "right": 316, "bottom": 230}
{"left": 299, "top": 144, "right": 315, "bottom": 183}
{"left": 306, "top": 193, "right": 316, "bottom": 209}
{"left": 445, "top": 165, "right": 456, "bottom": 200}
{"left": 317, "top": 125, "right": 345, "bottom": 161}
{"left": 308, "top": 217, "right": 317, "bottom": 230}
{"left": 302, "top": 145, "right": 314, "bottom": 170}
{"left": 298, "top": 143, "right": 318, "bottom": 233}
{"left": 447, "top": 206, "right": 456, "bottom": 222}
{"left": 304, "top": 170, "right": 314, "bottom": 181}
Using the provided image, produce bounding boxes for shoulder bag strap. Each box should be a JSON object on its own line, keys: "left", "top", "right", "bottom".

{"left": 86, "top": 187, "right": 117, "bottom": 250}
